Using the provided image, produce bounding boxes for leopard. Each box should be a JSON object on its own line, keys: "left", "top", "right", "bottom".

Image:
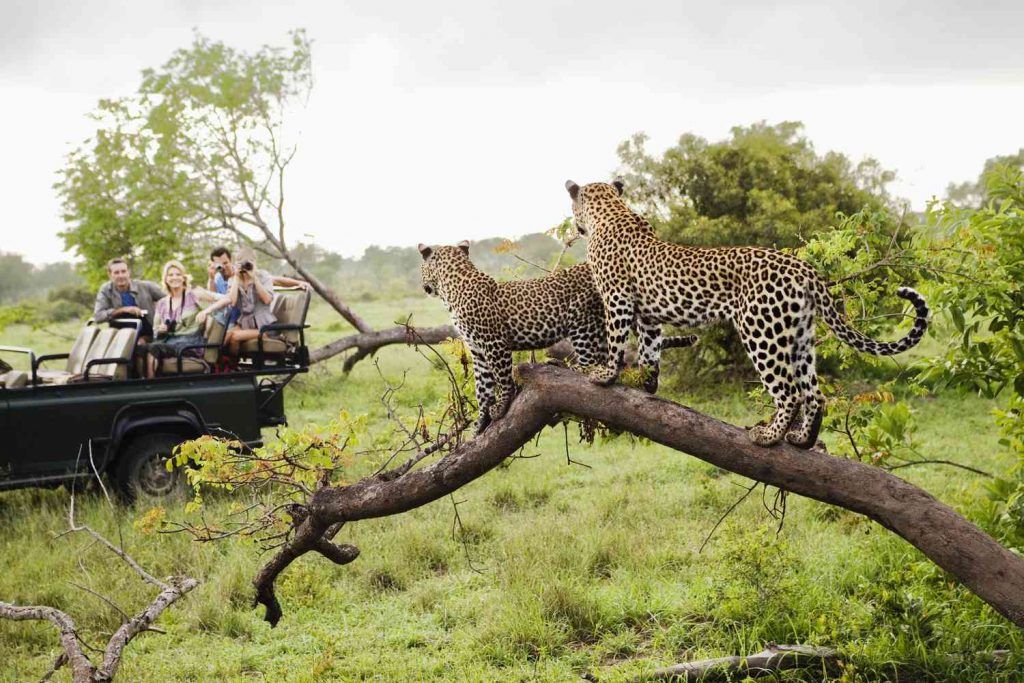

{"left": 563, "top": 179, "right": 930, "bottom": 449}
{"left": 419, "top": 241, "right": 697, "bottom": 433}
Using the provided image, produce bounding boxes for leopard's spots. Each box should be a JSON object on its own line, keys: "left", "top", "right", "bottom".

{"left": 565, "top": 181, "right": 930, "bottom": 448}
{"left": 420, "top": 245, "right": 695, "bottom": 434}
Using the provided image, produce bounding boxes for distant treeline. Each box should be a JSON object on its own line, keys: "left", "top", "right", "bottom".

{"left": 265, "top": 232, "right": 587, "bottom": 301}
{"left": 3, "top": 232, "right": 584, "bottom": 307}
{"left": 0, "top": 254, "right": 81, "bottom": 304}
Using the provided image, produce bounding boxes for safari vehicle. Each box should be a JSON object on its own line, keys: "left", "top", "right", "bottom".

{"left": 0, "top": 288, "right": 311, "bottom": 500}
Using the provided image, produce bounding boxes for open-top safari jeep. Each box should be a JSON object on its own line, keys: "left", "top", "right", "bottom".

{"left": 0, "top": 287, "right": 312, "bottom": 500}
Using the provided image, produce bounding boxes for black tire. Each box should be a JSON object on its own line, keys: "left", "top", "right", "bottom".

{"left": 115, "top": 432, "right": 189, "bottom": 502}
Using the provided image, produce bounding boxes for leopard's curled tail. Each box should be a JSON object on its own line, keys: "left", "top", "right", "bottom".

{"left": 811, "top": 281, "right": 929, "bottom": 356}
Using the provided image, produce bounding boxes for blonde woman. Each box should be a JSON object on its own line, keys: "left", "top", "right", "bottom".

{"left": 146, "top": 260, "right": 226, "bottom": 378}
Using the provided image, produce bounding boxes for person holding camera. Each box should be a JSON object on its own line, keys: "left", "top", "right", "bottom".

{"left": 222, "top": 257, "right": 278, "bottom": 359}
{"left": 207, "top": 246, "right": 309, "bottom": 295}
{"left": 145, "top": 260, "right": 224, "bottom": 378}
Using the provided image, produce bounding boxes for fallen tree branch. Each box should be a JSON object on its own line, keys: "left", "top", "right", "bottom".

{"left": 0, "top": 541, "right": 197, "bottom": 682}
{"left": 650, "top": 643, "right": 838, "bottom": 681}
{"left": 309, "top": 324, "right": 457, "bottom": 366}
{"left": 252, "top": 364, "right": 1024, "bottom": 629}
{"left": 0, "top": 483, "right": 198, "bottom": 682}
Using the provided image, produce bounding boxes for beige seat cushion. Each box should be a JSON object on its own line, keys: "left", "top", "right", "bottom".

{"left": 203, "top": 315, "right": 226, "bottom": 363}
{"left": 91, "top": 328, "right": 136, "bottom": 380}
{"left": 239, "top": 337, "right": 288, "bottom": 354}
{"left": 0, "top": 371, "right": 28, "bottom": 389}
{"left": 67, "top": 325, "right": 100, "bottom": 374}
{"left": 159, "top": 357, "right": 210, "bottom": 374}
{"left": 37, "top": 369, "right": 73, "bottom": 384}
{"left": 58, "top": 328, "right": 116, "bottom": 384}
{"left": 270, "top": 289, "right": 308, "bottom": 344}
{"left": 238, "top": 288, "right": 309, "bottom": 357}
{"left": 37, "top": 325, "right": 103, "bottom": 384}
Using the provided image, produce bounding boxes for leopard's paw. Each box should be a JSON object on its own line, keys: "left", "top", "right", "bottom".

{"left": 587, "top": 367, "right": 619, "bottom": 386}
{"left": 748, "top": 423, "right": 782, "bottom": 447}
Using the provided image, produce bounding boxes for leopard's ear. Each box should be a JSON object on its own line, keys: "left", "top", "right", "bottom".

{"left": 417, "top": 243, "right": 433, "bottom": 260}
{"left": 612, "top": 178, "right": 625, "bottom": 196}
{"left": 565, "top": 180, "right": 580, "bottom": 200}
{"left": 456, "top": 240, "right": 470, "bottom": 255}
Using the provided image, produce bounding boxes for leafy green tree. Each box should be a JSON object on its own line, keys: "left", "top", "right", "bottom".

{"left": 57, "top": 114, "right": 204, "bottom": 287}
{"left": 946, "top": 149, "right": 1024, "bottom": 208}
{"left": 920, "top": 163, "right": 1024, "bottom": 542}
{"left": 616, "top": 121, "right": 895, "bottom": 248}
{"left": 56, "top": 30, "right": 371, "bottom": 333}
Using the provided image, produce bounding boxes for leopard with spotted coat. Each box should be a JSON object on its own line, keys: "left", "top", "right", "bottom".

{"left": 419, "top": 241, "right": 696, "bottom": 433}
{"left": 564, "top": 180, "right": 929, "bottom": 448}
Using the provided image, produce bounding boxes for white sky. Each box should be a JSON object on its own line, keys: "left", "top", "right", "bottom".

{"left": 1, "top": 0, "right": 1023, "bottom": 265}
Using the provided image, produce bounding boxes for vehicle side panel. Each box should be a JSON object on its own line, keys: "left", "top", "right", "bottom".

{"left": 1, "top": 374, "right": 261, "bottom": 486}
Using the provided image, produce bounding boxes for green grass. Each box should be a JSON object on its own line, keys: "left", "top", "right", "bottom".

{"left": 1, "top": 298, "right": 1023, "bottom": 681}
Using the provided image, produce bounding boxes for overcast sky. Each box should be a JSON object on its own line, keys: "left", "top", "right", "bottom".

{"left": 2, "top": 0, "right": 1023, "bottom": 265}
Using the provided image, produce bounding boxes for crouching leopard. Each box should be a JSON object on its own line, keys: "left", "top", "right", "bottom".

{"left": 563, "top": 180, "right": 929, "bottom": 449}
{"left": 419, "top": 241, "right": 697, "bottom": 433}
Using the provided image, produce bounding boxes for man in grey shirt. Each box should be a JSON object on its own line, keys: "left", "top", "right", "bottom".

{"left": 93, "top": 257, "right": 165, "bottom": 340}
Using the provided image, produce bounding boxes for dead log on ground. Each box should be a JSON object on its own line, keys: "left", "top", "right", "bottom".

{"left": 0, "top": 497, "right": 197, "bottom": 682}
{"left": 651, "top": 643, "right": 838, "bottom": 681}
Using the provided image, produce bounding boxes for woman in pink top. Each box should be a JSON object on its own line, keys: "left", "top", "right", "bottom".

{"left": 145, "top": 260, "right": 224, "bottom": 378}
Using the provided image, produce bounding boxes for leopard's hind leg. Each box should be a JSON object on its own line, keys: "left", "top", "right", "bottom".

{"left": 736, "top": 302, "right": 802, "bottom": 447}
{"left": 785, "top": 300, "right": 826, "bottom": 448}
{"left": 636, "top": 319, "right": 663, "bottom": 394}
{"left": 567, "top": 315, "right": 608, "bottom": 373}
{"left": 589, "top": 291, "right": 633, "bottom": 385}
{"left": 486, "top": 343, "right": 516, "bottom": 424}
{"left": 469, "top": 345, "right": 496, "bottom": 434}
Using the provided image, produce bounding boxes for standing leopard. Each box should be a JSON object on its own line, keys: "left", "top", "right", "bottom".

{"left": 563, "top": 180, "right": 929, "bottom": 448}
{"left": 419, "top": 241, "right": 696, "bottom": 433}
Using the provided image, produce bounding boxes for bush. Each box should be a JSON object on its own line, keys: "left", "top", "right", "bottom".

{"left": 47, "top": 284, "right": 93, "bottom": 308}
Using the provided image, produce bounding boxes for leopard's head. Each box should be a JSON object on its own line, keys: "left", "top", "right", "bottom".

{"left": 418, "top": 241, "right": 471, "bottom": 298}
{"left": 565, "top": 178, "right": 624, "bottom": 238}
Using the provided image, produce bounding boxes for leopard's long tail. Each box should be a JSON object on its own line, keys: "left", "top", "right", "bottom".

{"left": 811, "top": 280, "right": 929, "bottom": 356}
{"left": 662, "top": 334, "right": 699, "bottom": 349}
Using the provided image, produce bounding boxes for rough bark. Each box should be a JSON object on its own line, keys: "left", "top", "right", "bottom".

{"left": 253, "top": 363, "right": 1024, "bottom": 630}
{"left": 651, "top": 644, "right": 838, "bottom": 681}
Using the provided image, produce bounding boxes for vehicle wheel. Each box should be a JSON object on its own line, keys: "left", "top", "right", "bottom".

{"left": 115, "top": 432, "right": 189, "bottom": 502}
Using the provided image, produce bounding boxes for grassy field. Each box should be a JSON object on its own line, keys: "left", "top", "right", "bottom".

{"left": 1, "top": 298, "right": 1022, "bottom": 681}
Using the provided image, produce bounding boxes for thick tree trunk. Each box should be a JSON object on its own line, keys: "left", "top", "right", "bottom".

{"left": 254, "top": 364, "right": 1024, "bottom": 629}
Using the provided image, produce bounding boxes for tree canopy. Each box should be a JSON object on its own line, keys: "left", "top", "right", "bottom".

{"left": 616, "top": 121, "right": 895, "bottom": 248}
{"left": 55, "top": 30, "right": 313, "bottom": 287}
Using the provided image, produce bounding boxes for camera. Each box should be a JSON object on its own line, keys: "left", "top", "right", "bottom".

{"left": 214, "top": 263, "right": 224, "bottom": 272}
{"left": 164, "top": 319, "right": 177, "bottom": 335}
{"left": 239, "top": 261, "right": 254, "bottom": 273}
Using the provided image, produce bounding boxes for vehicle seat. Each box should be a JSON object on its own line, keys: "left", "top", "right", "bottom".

{"left": 159, "top": 312, "right": 226, "bottom": 375}
{"left": 36, "top": 324, "right": 100, "bottom": 384}
{"left": 0, "top": 371, "right": 28, "bottom": 389}
{"left": 239, "top": 288, "right": 310, "bottom": 358}
{"left": 41, "top": 328, "right": 115, "bottom": 385}
{"left": 89, "top": 327, "right": 137, "bottom": 380}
